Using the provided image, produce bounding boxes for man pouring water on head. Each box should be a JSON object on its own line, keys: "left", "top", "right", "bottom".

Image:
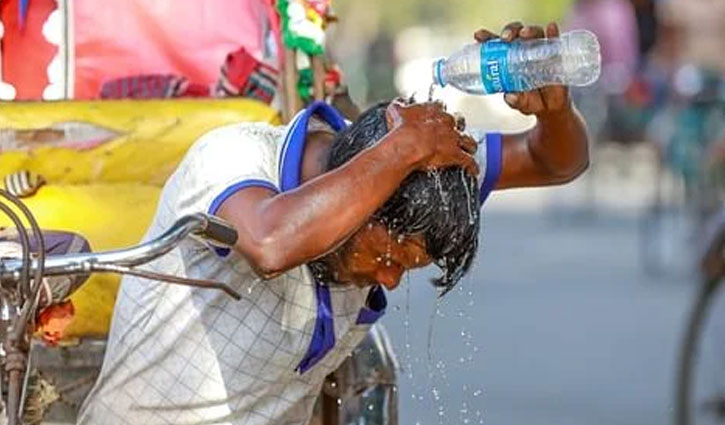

{"left": 79, "top": 22, "right": 595, "bottom": 425}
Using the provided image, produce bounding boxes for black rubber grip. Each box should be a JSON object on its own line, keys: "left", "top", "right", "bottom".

{"left": 203, "top": 215, "right": 238, "bottom": 246}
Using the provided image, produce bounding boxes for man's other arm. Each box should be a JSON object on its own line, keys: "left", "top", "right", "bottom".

{"left": 474, "top": 22, "right": 589, "bottom": 189}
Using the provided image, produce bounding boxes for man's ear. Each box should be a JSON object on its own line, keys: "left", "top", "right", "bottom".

{"left": 384, "top": 100, "right": 406, "bottom": 132}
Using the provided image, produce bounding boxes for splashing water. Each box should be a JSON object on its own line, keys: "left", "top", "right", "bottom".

{"left": 412, "top": 272, "right": 489, "bottom": 425}
{"left": 248, "top": 277, "right": 262, "bottom": 295}
{"left": 426, "top": 297, "right": 444, "bottom": 364}
{"left": 386, "top": 226, "right": 394, "bottom": 262}
{"left": 404, "top": 273, "right": 413, "bottom": 380}
{"left": 429, "top": 170, "right": 450, "bottom": 212}
{"left": 429, "top": 82, "right": 438, "bottom": 102}
{"left": 461, "top": 169, "right": 476, "bottom": 225}
{"left": 424, "top": 297, "right": 451, "bottom": 425}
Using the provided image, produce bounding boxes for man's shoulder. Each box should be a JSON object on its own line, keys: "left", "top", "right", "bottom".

{"left": 195, "top": 121, "right": 285, "bottom": 147}
{"left": 183, "top": 121, "right": 286, "bottom": 169}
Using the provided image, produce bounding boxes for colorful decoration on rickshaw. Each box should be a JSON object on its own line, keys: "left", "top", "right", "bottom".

{"left": 277, "top": 0, "right": 332, "bottom": 56}
{"left": 296, "top": 66, "right": 343, "bottom": 103}
{"left": 297, "top": 68, "right": 314, "bottom": 101}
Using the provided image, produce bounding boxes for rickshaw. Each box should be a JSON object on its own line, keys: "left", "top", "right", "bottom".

{"left": 0, "top": 1, "right": 397, "bottom": 423}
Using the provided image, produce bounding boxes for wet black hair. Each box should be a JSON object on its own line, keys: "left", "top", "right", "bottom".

{"left": 317, "top": 102, "right": 480, "bottom": 296}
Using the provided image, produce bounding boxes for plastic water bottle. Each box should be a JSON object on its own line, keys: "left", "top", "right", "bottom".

{"left": 432, "top": 30, "right": 601, "bottom": 95}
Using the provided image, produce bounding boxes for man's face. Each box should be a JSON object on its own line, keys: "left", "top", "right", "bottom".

{"left": 326, "top": 221, "right": 432, "bottom": 290}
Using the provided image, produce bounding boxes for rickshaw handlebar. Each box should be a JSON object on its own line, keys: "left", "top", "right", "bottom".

{"left": 0, "top": 213, "right": 238, "bottom": 282}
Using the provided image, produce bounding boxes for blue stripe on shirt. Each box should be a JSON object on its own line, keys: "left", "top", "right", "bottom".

{"left": 207, "top": 179, "right": 279, "bottom": 257}
{"left": 480, "top": 132, "right": 502, "bottom": 206}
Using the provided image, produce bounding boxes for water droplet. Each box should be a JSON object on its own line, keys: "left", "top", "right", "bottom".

{"left": 430, "top": 170, "right": 449, "bottom": 209}
{"left": 404, "top": 273, "right": 413, "bottom": 380}
{"left": 385, "top": 259, "right": 392, "bottom": 267}
{"left": 330, "top": 381, "right": 337, "bottom": 388}
{"left": 473, "top": 389, "right": 482, "bottom": 397}
{"left": 337, "top": 398, "right": 342, "bottom": 405}
{"left": 375, "top": 256, "right": 382, "bottom": 263}
{"left": 368, "top": 404, "right": 374, "bottom": 411}
{"left": 248, "top": 278, "right": 262, "bottom": 294}
{"left": 461, "top": 169, "right": 476, "bottom": 225}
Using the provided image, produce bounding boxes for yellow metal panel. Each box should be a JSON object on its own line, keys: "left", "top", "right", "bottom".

{"left": 0, "top": 98, "right": 280, "bottom": 186}
{"left": 0, "top": 184, "right": 160, "bottom": 337}
{"left": 0, "top": 98, "right": 280, "bottom": 337}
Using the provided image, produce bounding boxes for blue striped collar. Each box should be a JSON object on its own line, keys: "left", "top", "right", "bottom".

{"left": 278, "top": 101, "right": 347, "bottom": 192}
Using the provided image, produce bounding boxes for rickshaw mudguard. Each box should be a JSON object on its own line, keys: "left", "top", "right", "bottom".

{"left": 0, "top": 98, "right": 279, "bottom": 339}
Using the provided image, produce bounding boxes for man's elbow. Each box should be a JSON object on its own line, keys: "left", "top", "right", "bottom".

{"left": 243, "top": 237, "right": 289, "bottom": 280}
{"left": 547, "top": 153, "right": 589, "bottom": 185}
{"left": 559, "top": 155, "right": 589, "bottom": 184}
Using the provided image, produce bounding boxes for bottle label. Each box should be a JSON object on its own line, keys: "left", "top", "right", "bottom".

{"left": 480, "top": 40, "right": 518, "bottom": 94}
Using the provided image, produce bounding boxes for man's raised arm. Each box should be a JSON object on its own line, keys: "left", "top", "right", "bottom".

{"left": 217, "top": 102, "right": 477, "bottom": 279}
{"left": 474, "top": 22, "right": 590, "bottom": 190}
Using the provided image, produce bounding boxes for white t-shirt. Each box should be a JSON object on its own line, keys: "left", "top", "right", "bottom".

{"left": 78, "top": 103, "right": 501, "bottom": 425}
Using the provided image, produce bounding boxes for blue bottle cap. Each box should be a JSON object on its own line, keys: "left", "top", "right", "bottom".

{"left": 432, "top": 59, "right": 446, "bottom": 87}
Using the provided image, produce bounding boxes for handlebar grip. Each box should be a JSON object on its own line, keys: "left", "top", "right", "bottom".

{"left": 202, "top": 215, "right": 238, "bottom": 247}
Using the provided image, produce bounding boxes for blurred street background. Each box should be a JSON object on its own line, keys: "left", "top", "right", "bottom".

{"left": 327, "top": 0, "right": 725, "bottom": 423}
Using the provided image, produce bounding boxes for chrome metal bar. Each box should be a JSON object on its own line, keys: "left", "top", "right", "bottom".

{"left": 0, "top": 202, "right": 31, "bottom": 296}
{"left": 91, "top": 264, "right": 241, "bottom": 300}
{"left": 0, "top": 214, "right": 206, "bottom": 281}
{"left": 0, "top": 189, "right": 46, "bottom": 303}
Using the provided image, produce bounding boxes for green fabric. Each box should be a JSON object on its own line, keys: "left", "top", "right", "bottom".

{"left": 277, "top": 0, "right": 326, "bottom": 56}
{"left": 297, "top": 68, "right": 314, "bottom": 101}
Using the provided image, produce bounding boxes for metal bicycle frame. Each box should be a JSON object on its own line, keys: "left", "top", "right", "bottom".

{"left": 0, "top": 194, "right": 239, "bottom": 425}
